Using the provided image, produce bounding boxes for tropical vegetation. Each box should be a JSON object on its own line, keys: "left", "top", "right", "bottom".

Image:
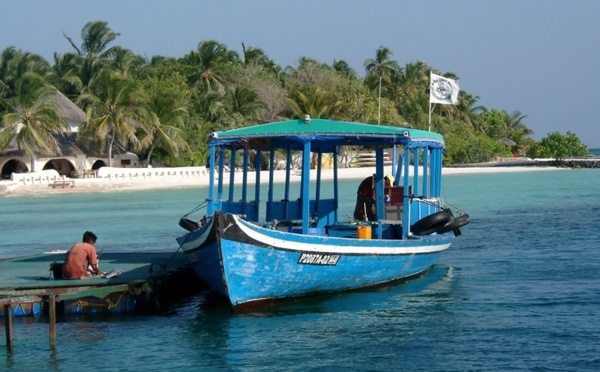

{"left": 0, "top": 21, "right": 589, "bottom": 168}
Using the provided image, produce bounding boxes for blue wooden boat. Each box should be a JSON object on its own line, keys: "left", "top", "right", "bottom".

{"left": 176, "top": 117, "right": 469, "bottom": 311}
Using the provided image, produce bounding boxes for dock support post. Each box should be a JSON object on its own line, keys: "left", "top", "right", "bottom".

{"left": 4, "top": 304, "right": 13, "bottom": 353}
{"left": 48, "top": 295, "right": 57, "bottom": 347}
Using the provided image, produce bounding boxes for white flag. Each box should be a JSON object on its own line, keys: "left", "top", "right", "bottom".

{"left": 430, "top": 73, "right": 460, "bottom": 105}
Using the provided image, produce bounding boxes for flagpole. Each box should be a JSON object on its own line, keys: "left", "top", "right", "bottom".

{"left": 428, "top": 71, "right": 432, "bottom": 131}
{"left": 428, "top": 102, "right": 432, "bottom": 132}
{"left": 378, "top": 77, "right": 381, "bottom": 125}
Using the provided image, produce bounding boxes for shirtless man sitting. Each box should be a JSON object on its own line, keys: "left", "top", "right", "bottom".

{"left": 62, "top": 231, "right": 102, "bottom": 279}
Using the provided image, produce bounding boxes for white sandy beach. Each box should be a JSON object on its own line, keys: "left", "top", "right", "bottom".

{"left": 0, "top": 165, "right": 564, "bottom": 197}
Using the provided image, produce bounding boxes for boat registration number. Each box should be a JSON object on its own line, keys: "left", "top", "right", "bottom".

{"left": 298, "top": 253, "right": 340, "bottom": 266}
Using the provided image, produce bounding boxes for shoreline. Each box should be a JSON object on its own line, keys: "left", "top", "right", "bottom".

{"left": 0, "top": 165, "right": 566, "bottom": 197}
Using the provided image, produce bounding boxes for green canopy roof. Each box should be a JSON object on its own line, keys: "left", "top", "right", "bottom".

{"left": 210, "top": 118, "right": 444, "bottom": 151}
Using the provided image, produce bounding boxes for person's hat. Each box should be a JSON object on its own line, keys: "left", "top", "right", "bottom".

{"left": 385, "top": 174, "right": 395, "bottom": 185}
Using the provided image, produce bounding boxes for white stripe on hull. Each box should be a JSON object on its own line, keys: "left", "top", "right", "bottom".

{"left": 233, "top": 215, "right": 451, "bottom": 255}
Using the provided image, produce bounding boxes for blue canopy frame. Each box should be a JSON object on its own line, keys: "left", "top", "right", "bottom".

{"left": 206, "top": 118, "right": 445, "bottom": 239}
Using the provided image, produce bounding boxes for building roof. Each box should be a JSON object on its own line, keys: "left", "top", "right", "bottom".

{"left": 0, "top": 90, "right": 101, "bottom": 159}
{"left": 40, "top": 90, "right": 86, "bottom": 123}
{"left": 2, "top": 132, "right": 126, "bottom": 158}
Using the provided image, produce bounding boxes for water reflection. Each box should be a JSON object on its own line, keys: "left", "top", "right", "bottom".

{"left": 184, "top": 265, "right": 459, "bottom": 370}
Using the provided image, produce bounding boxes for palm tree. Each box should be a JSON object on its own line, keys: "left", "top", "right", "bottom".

{"left": 62, "top": 21, "right": 121, "bottom": 95}
{"left": 392, "top": 61, "right": 429, "bottom": 97}
{"left": 49, "top": 52, "right": 83, "bottom": 100}
{"left": 241, "top": 43, "right": 280, "bottom": 75}
{"left": 192, "top": 90, "right": 226, "bottom": 124}
{"left": 453, "top": 92, "right": 485, "bottom": 132}
{"left": 225, "top": 85, "right": 266, "bottom": 121}
{"left": 79, "top": 71, "right": 150, "bottom": 167}
{"left": 141, "top": 88, "right": 190, "bottom": 167}
{"left": 364, "top": 46, "right": 399, "bottom": 124}
{"left": 332, "top": 59, "right": 357, "bottom": 80}
{"left": 286, "top": 86, "right": 347, "bottom": 120}
{"left": 109, "top": 47, "right": 145, "bottom": 77}
{"left": 502, "top": 110, "right": 533, "bottom": 154}
{"left": 181, "top": 40, "right": 239, "bottom": 92}
{"left": 504, "top": 110, "right": 532, "bottom": 136}
{"left": 64, "top": 21, "right": 120, "bottom": 58}
{"left": 0, "top": 72, "right": 69, "bottom": 171}
{"left": 1, "top": 47, "right": 51, "bottom": 113}
{"left": 242, "top": 43, "right": 268, "bottom": 67}
{"left": 397, "top": 88, "right": 429, "bottom": 129}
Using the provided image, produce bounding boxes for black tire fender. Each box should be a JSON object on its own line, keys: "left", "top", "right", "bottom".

{"left": 437, "top": 213, "right": 470, "bottom": 234}
{"left": 411, "top": 209, "right": 453, "bottom": 235}
{"left": 179, "top": 217, "right": 199, "bottom": 232}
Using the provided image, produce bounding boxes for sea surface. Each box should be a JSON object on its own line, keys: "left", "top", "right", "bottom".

{"left": 1, "top": 167, "right": 600, "bottom": 371}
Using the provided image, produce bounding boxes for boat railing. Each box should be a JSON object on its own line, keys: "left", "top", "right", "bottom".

{"left": 409, "top": 196, "right": 468, "bottom": 223}
{"left": 211, "top": 195, "right": 461, "bottom": 240}
{"left": 219, "top": 200, "right": 260, "bottom": 222}
{"left": 214, "top": 198, "right": 338, "bottom": 228}
{"left": 408, "top": 196, "right": 444, "bottom": 225}
{"left": 263, "top": 198, "right": 336, "bottom": 228}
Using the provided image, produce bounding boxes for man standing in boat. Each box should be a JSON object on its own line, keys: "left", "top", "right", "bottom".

{"left": 62, "top": 231, "right": 103, "bottom": 279}
{"left": 353, "top": 174, "right": 394, "bottom": 221}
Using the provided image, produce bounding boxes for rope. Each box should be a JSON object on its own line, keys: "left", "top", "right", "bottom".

{"left": 410, "top": 195, "right": 468, "bottom": 215}
{"left": 151, "top": 224, "right": 197, "bottom": 276}
{"left": 183, "top": 200, "right": 207, "bottom": 218}
{"left": 440, "top": 200, "right": 468, "bottom": 215}
{"left": 147, "top": 206, "right": 208, "bottom": 280}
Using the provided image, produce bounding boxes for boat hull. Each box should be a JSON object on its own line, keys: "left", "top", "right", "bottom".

{"left": 179, "top": 211, "right": 453, "bottom": 311}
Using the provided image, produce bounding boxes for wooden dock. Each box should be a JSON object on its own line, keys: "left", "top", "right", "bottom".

{"left": 0, "top": 250, "right": 202, "bottom": 352}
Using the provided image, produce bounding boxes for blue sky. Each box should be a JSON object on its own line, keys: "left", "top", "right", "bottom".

{"left": 2, "top": 0, "right": 599, "bottom": 147}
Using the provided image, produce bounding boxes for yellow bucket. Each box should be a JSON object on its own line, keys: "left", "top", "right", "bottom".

{"left": 357, "top": 225, "right": 372, "bottom": 239}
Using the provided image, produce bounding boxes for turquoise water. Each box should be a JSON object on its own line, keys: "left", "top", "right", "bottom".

{"left": 1, "top": 169, "right": 600, "bottom": 371}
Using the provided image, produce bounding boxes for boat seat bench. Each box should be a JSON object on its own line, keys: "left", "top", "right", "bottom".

{"left": 266, "top": 198, "right": 336, "bottom": 227}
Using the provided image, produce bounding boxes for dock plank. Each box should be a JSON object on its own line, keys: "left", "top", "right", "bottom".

{"left": 0, "top": 251, "right": 189, "bottom": 291}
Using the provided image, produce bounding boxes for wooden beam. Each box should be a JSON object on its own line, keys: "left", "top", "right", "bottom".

{"left": 48, "top": 294, "right": 57, "bottom": 347}
{"left": 4, "top": 304, "right": 13, "bottom": 353}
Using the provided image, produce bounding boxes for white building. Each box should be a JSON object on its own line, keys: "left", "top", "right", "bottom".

{"left": 0, "top": 91, "right": 139, "bottom": 179}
